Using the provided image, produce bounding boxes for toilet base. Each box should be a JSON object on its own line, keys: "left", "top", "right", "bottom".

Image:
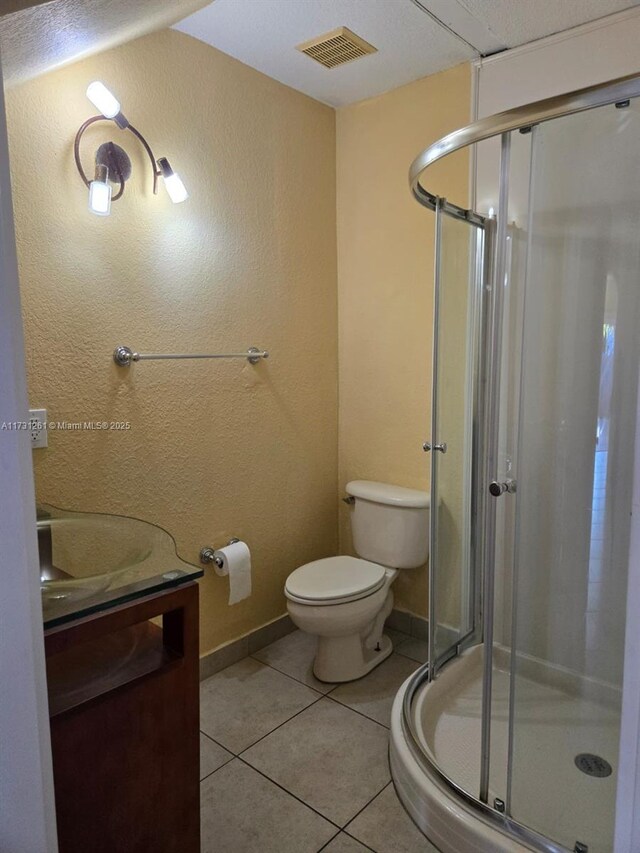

{"left": 313, "top": 632, "right": 393, "bottom": 683}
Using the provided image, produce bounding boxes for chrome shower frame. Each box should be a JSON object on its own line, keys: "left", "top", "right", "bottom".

{"left": 402, "top": 71, "right": 640, "bottom": 853}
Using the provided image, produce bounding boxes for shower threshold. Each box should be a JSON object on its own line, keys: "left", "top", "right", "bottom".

{"left": 390, "top": 645, "right": 620, "bottom": 853}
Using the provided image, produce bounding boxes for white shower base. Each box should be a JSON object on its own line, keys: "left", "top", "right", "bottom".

{"left": 390, "top": 645, "right": 620, "bottom": 853}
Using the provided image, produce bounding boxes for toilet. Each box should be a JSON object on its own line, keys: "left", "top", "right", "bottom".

{"left": 285, "top": 480, "right": 430, "bottom": 683}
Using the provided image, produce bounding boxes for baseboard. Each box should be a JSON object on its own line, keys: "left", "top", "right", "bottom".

{"left": 202, "top": 607, "right": 450, "bottom": 681}
{"left": 386, "top": 607, "right": 429, "bottom": 640}
{"left": 386, "top": 608, "right": 458, "bottom": 649}
{"left": 199, "top": 613, "right": 295, "bottom": 681}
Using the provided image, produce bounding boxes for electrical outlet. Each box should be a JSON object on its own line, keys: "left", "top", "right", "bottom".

{"left": 29, "top": 408, "right": 47, "bottom": 449}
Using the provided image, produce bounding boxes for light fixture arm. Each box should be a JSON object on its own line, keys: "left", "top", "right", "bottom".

{"left": 74, "top": 114, "right": 162, "bottom": 199}
{"left": 127, "top": 123, "right": 161, "bottom": 195}
{"left": 74, "top": 116, "right": 125, "bottom": 200}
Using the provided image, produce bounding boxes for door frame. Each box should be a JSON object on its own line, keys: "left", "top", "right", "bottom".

{"left": 428, "top": 198, "right": 488, "bottom": 681}
{"left": 0, "top": 56, "right": 58, "bottom": 852}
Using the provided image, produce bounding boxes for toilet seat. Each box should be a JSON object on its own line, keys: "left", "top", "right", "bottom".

{"left": 285, "top": 556, "right": 386, "bottom": 606}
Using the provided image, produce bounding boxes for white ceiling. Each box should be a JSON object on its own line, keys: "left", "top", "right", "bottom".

{"left": 0, "top": 0, "right": 211, "bottom": 86}
{"left": 174, "top": 0, "right": 639, "bottom": 107}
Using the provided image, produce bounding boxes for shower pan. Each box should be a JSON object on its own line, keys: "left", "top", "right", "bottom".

{"left": 390, "top": 73, "right": 640, "bottom": 853}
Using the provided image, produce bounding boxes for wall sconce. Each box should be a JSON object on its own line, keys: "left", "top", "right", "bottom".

{"left": 74, "top": 81, "right": 188, "bottom": 216}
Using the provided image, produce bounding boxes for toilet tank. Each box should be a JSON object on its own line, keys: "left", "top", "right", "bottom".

{"left": 345, "top": 480, "right": 430, "bottom": 569}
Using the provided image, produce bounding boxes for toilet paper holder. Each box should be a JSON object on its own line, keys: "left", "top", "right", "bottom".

{"left": 200, "top": 539, "right": 240, "bottom": 570}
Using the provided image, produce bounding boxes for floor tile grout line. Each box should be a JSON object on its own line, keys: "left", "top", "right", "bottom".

{"left": 324, "top": 693, "right": 391, "bottom": 730}
{"left": 394, "top": 649, "right": 428, "bottom": 664}
{"left": 253, "top": 648, "right": 423, "bottom": 688}
{"left": 200, "top": 656, "right": 326, "bottom": 756}
{"left": 315, "top": 829, "right": 379, "bottom": 853}
{"left": 250, "top": 630, "right": 422, "bottom": 685}
{"left": 315, "top": 829, "right": 342, "bottom": 852}
{"left": 249, "top": 653, "right": 337, "bottom": 694}
{"left": 236, "top": 753, "right": 392, "bottom": 839}
{"left": 198, "top": 637, "right": 433, "bottom": 850}
{"left": 199, "top": 756, "right": 234, "bottom": 784}
{"left": 341, "top": 830, "right": 379, "bottom": 853}
{"left": 200, "top": 729, "right": 234, "bottom": 753}
{"left": 204, "top": 653, "right": 326, "bottom": 699}
{"left": 201, "top": 695, "right": 393, "bottom": 832}
{"left": 202, "top": 655, "right": 418, "bottom": 751}
{"left": 236, "top": 755, "right": 346, "bottom": 832}
{"left": 343, "top": 780, "right": 391, "bottom": 829}
{"left": 235, "top": 692, "right": 326, "bottom": 756}
{"left": 202, "top": 655, "right": 399, "bottom": 760}
{"left": 199, "top": 757, "right": 395, "bottom": 853}
{"left": 200, "top": 751, "right": 341, "bottom": 830}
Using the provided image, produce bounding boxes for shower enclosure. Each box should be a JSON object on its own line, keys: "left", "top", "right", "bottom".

{"left": 390, "top": 73, "right": 640, "bottom": 853}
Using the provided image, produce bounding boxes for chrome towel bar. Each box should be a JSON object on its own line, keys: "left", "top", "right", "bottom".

{"left": 113, "top": 345, "right": 269, "bottom": 366}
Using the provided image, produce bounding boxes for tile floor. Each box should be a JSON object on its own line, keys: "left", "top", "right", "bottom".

{"left": 199, "top": 628, "right": 437, "bottom": 852}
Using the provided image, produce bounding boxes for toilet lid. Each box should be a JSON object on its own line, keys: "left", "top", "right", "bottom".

{"left": 285, "top": 556, "right": 386, "bottom": 604}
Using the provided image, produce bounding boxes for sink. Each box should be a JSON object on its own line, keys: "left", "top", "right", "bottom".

{"left": 38, "top": 505, "right": 203, "bottom": 625}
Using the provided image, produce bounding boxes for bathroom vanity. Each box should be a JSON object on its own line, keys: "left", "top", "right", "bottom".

{"left": 39, "top": 507, "right": 203, "bottom": 853}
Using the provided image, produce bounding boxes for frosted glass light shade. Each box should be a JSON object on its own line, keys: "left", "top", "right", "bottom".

{"left": 86, "top": 82, "right": 121, "bottom": 119}
{"left": 163, "top": 172, "right": 189, "bottom": 204}
{"left": 88, "top": 179, "right": 112, "bottom": 216}
{"left": 157, "top": 157, "right": 189, "bottom": 204}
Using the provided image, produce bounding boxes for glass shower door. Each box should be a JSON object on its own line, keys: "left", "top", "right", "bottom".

{"left": 428, "top": 203, "right": 484, "bottom": 675}
{"left": 506, "top": 100, "right": 640, "bottom": 852}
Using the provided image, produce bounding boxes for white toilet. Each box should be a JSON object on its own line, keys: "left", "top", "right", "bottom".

{"left": 285, "top": 480, "right": 430, "bottom": 683}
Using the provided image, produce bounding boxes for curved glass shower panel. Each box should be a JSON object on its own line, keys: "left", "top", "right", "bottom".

{"left": 394, "top": 73, "right": 640, "bottom": 853}
{"left": 508, "top": 99, "right": 640, "bottom": 852}
{"left": 430, "top": 207, "right": 483, "bottom": 673}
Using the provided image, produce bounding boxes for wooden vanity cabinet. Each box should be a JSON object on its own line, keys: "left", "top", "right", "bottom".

{"left": 44, "top": 582, "right": 200, "bottom": 853}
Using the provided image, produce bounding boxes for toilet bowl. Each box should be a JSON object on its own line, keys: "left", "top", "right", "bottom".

{"left": 286, "top": 556, "right": 397, "bottom": 682}
{"left": 285, "top": 481, "right": 430, "bottom": 683}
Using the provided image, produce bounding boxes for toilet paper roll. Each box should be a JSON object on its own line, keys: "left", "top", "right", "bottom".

{"left": 213, "top": 540, "right": 252, "bottom": 605}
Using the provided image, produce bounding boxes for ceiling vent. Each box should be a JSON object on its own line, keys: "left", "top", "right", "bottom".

{"left": 296, "top": 27, "right": 377, "bottom": 69}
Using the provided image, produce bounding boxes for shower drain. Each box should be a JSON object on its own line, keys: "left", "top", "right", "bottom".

{"left": 574, "top": 753, "right": 612, "bottom": 777}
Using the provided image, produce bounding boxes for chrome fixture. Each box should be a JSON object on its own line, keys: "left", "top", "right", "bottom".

{"left": 342, "top": 495, "right": 356, "bottom": 505}
{"left": 422, "top": 441, "right": 447, "bottom": 453}
{"left": 75, "top": 81, "right": 188, "bottom": 216}
{"left": 408, "top": 72, "right": 640, "bottom": 213}
{"left": 113, "top": 345, "right": 269, "bottom": 367}
{"left": 489, "top": 479, "right": 517, "bottom": 497}
{"left": 200, "top": 539, "right": 240, "bottom": 570}
{"left": 393, "top": 70, "right": 640, "bottom": 853}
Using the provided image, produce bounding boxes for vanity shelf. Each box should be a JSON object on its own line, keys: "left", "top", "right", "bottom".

{"left": 45, "top": 582, "right": 201, "bottom": 853}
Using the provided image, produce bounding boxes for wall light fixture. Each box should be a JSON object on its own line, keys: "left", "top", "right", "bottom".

{"left": 74, "top": 81, "right": 189, "bottom": 216}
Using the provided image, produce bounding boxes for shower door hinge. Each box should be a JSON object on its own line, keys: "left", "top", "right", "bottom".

{"left": 493, "top": 798, "right": 505, "bottom": 813}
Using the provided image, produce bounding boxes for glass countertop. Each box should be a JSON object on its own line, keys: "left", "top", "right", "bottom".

{"left": 38, "top": 504, "right": 203, "bottom": 629}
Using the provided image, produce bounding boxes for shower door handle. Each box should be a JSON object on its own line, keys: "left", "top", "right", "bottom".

{"left": 422, "top": 442, "right": 447, "bottom": 453}
{"left": 489, "top": 479, "right": 517, "bottom": 497}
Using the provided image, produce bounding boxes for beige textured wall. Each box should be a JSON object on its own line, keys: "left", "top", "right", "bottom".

{"left": 7, "top": 29, "right": 338, "bottom": 655}
{"left": 336, "top": 64, "right": 471, "bottom": 617}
